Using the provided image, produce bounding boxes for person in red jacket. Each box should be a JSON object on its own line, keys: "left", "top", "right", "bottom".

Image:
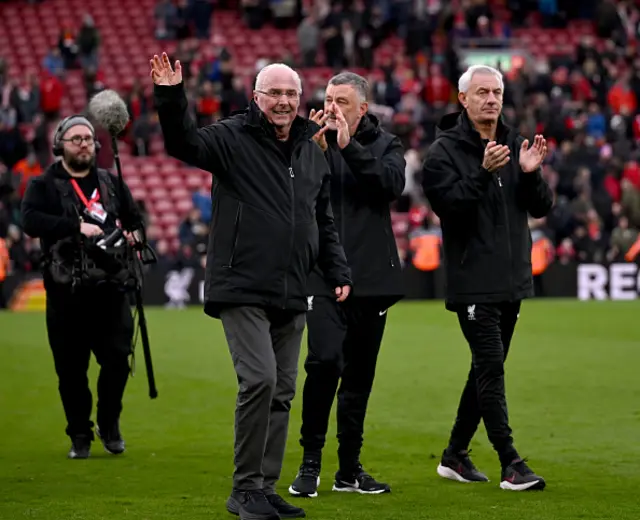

{"left": 40, "top": 71, "right": 63, "bottom": 121}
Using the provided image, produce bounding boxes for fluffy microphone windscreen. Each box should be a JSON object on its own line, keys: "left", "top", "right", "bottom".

{"left": 88, "top": 89, "right": 130, "bottom": 136}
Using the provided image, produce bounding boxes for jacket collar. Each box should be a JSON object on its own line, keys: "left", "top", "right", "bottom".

{"left": 353, "top": 112, "right": 380, "bottom": 144}
{"left": 436, "top": 109, "right": 514, "bottom": 150}
{"left": 326, "top": 112, "right": 380, "bottom": 145}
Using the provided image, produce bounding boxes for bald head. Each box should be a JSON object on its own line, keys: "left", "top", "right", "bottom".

{"left": 253, "top": 63, "right": 302, "bottom": 140}
{"left": 255, "top": 63, "right": 302, "bottom": 94}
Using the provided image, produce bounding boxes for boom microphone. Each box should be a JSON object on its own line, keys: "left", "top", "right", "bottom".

{"left": 88, "top": 89, "right": 158, "bottom": 400}
{"left": 88, "top": 89, "right": 130, "bottom": 136}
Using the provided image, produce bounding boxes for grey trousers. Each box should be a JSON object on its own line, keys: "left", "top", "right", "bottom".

{"left": 220, "top": 305, "right": 306, "bottom": 492}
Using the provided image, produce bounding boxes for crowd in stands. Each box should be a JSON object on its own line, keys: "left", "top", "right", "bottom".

{"left": 1, "top": 0, "right": 640, "bottom": 306}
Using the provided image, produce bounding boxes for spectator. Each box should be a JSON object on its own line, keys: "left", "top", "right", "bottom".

{"left": 609, "top": 215, "right": 639, "bottom": 261}
{"left": 39, "top": 70, "right": 63, "bottom": 122}
{"left": 193, "top": 0, "right": 214, "bottom": 39}
{"left": 271, "top": 0, "right": 296, "bottom": 29}
{"left": 192, "top": 186, "right": 212, "bottom": 224}
{"left": 174, "top": 0, "right": 192, "bottom": 40}
{"left": 155, "top": 0, "right": 178, "bottom": 40}
{"left": 0, "top": 115, "right": 28, "bottom": 171}
{"left": 57, "top": 25, "right": 78, "bottom": 69}
{"left": 242, "top": 0, "right": 266, "bottom": 30}
{"left": 125, "top": 79, "right": 149, "bottom": 121}
{"left": 195, "top": 80, "right": 220, "bottom": 127}
{"left": 10, "top": 73, "right": 40, "bottom": 124}
{"left": 76, "top": 14, "right": 100, "bottom": 71}
{"left": 131, "top": 111, "right": 161, "bottom": 156}
{"left": 178, "top": 207, "right": 207, "bottom": 247}
{"left": 83, "top": 66, "right": 105, "bottom": 101}
{"left": 220, "top": 76, "right": 249, "bottom": 118}
{"left": 297, "top": 14, "right": 319, "bottom": 67}
{"left": 42, "top": 47, "right": 65, "bottom": 77}
{"left": 321, "top": 3, "right": 345, "bottom": 68}
{"left": 11, "top": 151, "right": 42, "bottom": 199}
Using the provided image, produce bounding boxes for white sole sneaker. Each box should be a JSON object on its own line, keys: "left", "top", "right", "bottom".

{"left": 288, "top": 477, "right": 320, "bottom": 498}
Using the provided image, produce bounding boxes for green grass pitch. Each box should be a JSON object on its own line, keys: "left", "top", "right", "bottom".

{"left": 1, "top": 299, "right": 639, "bottom": 519}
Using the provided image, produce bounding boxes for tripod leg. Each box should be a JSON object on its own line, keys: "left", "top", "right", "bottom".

{"left": 135, "top": 290, "right": 158, "bottom": 399}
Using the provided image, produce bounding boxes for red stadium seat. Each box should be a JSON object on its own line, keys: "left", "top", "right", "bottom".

{"left": 149, "top": 187, "right": 169, "bottom": 201}
{"left": 154, "top": 199, "right": 173, "bottom": 212}
{"left": 124, "top": 175, "right": 143, "bottom": 189}
{"left": 159, "top": 213, "right": 180, "bottom": 227}
{"left": 130, "top": 188, "right": 147, "bottom": 202}
{"left": 175, "top": 198, "right": 193, "bottom": 214}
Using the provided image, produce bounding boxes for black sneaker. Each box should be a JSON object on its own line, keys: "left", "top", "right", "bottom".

{"left": 96, "top": 423, "right": 125, "bottom": 455}
{"left": 332, "top": 465, "right": 391, "bottom": 494}
{"left": 225, "top": 489, "right": 279, "bottom": 520}
{"left": 500, "top": 458, "right": 546, "bottom": 491}
{"left": 288, "top": 460, "right": 321, "bottom": 498}
{"left": 68, "top": 434, "right": 92, "bottom": 459}
{"left": 266, "top": 493, "right": 306, "bottom": 518}
{"left": 437, "top": 449, "right": 489, "bottom": 483}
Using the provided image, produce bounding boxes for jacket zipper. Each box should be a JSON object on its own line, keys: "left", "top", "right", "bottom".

{"left": 258, "top": 129, "right": 304, "bottom": 308}
{"left": 283, "top": 165, "right": 295, "bottom": 308}
{"left": 223, "top": 202, "right": 243, "bottom": 268}
{"left": 496, "top": 173, "right": 514, "bottom": 294}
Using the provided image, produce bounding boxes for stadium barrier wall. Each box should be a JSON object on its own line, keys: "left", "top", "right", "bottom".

{"left": 4, "top": 261, "right": 640, "bottom": 311}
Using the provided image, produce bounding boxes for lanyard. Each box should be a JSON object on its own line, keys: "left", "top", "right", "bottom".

{"left": 70, "top": 179, "right": 100, "bottom": 209}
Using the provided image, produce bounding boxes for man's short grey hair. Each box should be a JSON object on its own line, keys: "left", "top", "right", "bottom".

{"left": 328, "top": 71, "right": 369, "bottom": 102}
{"left": 255, "top": 63, "right": 303, "bottom": 94}
{"left": 458, "top": 65, "right": 504, "bottom": 93}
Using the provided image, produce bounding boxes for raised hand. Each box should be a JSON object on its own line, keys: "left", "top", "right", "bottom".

{"left": 333, "top": 104, "right": 351, "bottom": 149}
{"left": 149, "top": 52, "right": 182, "bottom": 86}
{"left": 519, "top": 134, "right": 547, "bottom": 173}
{"left": 482, "top": 141, "right": 510, "bottom": 172}
{"left": 309, "top": 108, "right": 330, "bottom": 152}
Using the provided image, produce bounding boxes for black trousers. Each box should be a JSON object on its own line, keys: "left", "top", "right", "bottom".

{"left": 448, "top": 301, "right": 521, "bottom": 467}
{"left": 45, "top": 286, "right": 134, "bottom": 439}
{"left": 299, "top": 296, "right": 387, "bottom": 471}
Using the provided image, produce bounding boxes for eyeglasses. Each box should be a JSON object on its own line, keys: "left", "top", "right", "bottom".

{"left": 61, "top": 135, "right": 95, "bottom": 146}
{"left": 255, "top": 89, "right": 300, "bottom": 99}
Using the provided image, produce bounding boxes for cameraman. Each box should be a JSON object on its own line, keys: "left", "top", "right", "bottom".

{"left": 21, "top": 115, "right": 142, "bottom": 459}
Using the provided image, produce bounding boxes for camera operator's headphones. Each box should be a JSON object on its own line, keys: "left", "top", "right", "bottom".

{"left": 52, "top": 115, "right": 102, "bottom": 156}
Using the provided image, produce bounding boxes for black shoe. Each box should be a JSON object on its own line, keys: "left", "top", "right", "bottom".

{"left": 500, "top": 458, "right": 546, "bottom": 491}
{"left": 68, "top": 434, "right": 92, "bottom": 459}
{"left": 332, "top": 465, "right": 391, "bottom": 494}
{"left": 266, "top": 493, "right": 305, "bottom": 518}
{"left": 96, "top": 422, "right": 125, "bottom": 455}
{"left": 437, "top": 449, "right": 489, "bottom": 483}
{"left": 226, "top": 489, "right": 279, "bottom": 520}
{"left": 288, "top": 460, "right": 321, "bottom": 498}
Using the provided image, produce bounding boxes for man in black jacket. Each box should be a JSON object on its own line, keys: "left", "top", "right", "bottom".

{"left": 421, "top": 65, "right": 553, "bottom": 492}
{"left": 288, "top": 72, "right": 405, "bottom": 499}
{"left": 150, "top": 54, "right": 352, "bottom": 520}
{"left": 21, "top": 115, "right": 142, "bottom": 460}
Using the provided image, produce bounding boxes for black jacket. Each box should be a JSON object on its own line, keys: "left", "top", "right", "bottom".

{"left": 21, "top": 161, "right": 141, "bottom": 288}
{"left": 421, "top": 111, "right": 554, "bottom": 308}
{"left": 153, "top": 82, "right": 351, "bottom": 318}
{"left": 307, "top": 114, "right": 406, "bottom": 309}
